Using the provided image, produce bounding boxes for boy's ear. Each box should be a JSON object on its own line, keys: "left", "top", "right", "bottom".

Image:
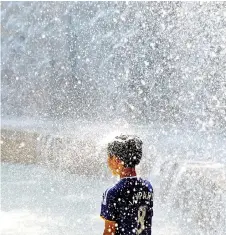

{"left": 111, "top": 155, "right": 121, "bottom": 165}
{"left": 115, "top": 156, "right": 124, "bottom": 166}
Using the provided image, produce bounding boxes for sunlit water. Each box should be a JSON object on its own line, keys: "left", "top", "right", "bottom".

{"left": 1, "top": 2, "right": 226, "bottom": 234}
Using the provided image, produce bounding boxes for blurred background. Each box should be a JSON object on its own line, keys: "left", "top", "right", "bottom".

{"left": 1, "top": 2, "right": 226, "bottom": 235}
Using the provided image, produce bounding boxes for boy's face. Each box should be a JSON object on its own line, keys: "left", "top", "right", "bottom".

{"left": 108, "top": 155, "right": 123, "bottom": 176}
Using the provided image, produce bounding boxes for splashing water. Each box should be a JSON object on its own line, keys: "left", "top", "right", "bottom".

{"left": 1, "top": 2, "right": 226, "bottom": 235}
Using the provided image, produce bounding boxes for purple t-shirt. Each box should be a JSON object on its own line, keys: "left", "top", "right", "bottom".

{"left": 100, "top": 176, "right": 153, "bottom": 235}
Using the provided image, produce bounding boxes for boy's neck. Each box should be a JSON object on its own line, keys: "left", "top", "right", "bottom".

{"left": 120, "top": 168, "right": 136, "bottom": 178}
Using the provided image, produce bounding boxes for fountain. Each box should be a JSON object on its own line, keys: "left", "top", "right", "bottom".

{"left": 1, "top": 2, "right": 226, "bottom": 235}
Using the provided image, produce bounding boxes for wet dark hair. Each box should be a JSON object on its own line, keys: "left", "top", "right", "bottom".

{"left": 107, "top": 135, "right": 143, "bottom": 168}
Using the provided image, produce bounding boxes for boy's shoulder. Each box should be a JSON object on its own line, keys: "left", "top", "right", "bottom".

{"left": 141, "top": 178, "right": 154, "bottom": 191}
{"left": 103, "top": 182, "right": 121, "bottom": 198}
{"left": 102, "top": 178, "right": 129, "bottom": 201}
{"left": 102, "top": 184, "right": 118, "bottom": 205}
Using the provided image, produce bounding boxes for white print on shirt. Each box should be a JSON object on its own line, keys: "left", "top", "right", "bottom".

{"left": 136, "top": 206, "right": 147, "bottom": 235}
{"left": 130, "top": 191, "right": 153, "bottom": 205}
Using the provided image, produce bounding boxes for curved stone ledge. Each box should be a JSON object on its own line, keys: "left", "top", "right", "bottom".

{"left": 1, "top": 127, "right": 106, "bottom": 175}
{"left": 160, "top": 160, "right": 226, "bottom": 234}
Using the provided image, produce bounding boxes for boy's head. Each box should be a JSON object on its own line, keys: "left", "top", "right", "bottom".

{"left": 107, "top": 135, "right": 143, "bottom": 175}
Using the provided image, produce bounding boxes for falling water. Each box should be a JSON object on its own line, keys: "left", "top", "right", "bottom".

{"left": 1, "top": 2, "right": 226, "bottom": 235}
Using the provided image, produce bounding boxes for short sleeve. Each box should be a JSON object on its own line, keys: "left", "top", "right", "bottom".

{"left": 100, "top": 188, "right": 118, "bottom": 221}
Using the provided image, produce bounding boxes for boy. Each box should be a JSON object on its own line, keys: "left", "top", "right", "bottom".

{"left": 100, "top": 135, "right": 153, "bottom": 235}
